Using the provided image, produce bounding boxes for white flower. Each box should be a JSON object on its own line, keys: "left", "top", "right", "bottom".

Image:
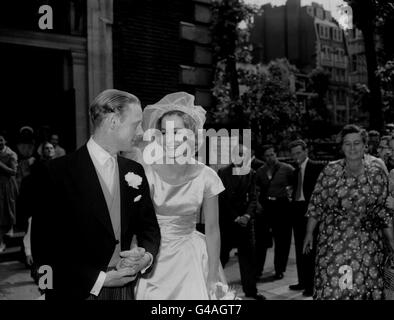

{"left": 125, "top": 172, "right": 142, "bottom": 189}
{"left": 134, "top": 195, "right": 142, "bottom": 202}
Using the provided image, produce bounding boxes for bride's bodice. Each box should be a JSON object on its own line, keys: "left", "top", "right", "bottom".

{"left": 156, "top": 214, "right": 196, "bottom": 240}
{"left": 147, "top": 167, "right": 204, "bottom": 217}
{"left": 144, "top": 163, "right": 225, "bottom": 237}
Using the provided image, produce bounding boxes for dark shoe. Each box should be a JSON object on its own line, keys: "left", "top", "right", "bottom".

{"left": 245, "top": 293, "right": 267, "bottom": 300}
{"left": 274, "top": 272, "right": 284, "bottom": 280}
{"left": 302, "top": 289, "right": 313, "bottom": 297}
{"left": 289, "top": 284, "right": 305, "bottom": 291}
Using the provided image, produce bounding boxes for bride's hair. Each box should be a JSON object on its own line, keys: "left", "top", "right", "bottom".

{"left": 156, "top": 110, "right": 197, "bottom": 135}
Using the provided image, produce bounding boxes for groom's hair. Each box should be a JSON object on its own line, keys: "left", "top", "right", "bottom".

{"left": 89, "top": 89, "right": 140, "bottom": 130}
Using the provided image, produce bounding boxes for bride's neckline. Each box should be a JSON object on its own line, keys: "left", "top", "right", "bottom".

{"left": 151, "top": 163, "right": 205, "bottom": 186}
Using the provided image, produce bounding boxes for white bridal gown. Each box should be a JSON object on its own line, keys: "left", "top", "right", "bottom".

{"left": 135, "top": 163, "right": 226, "bottom": 300}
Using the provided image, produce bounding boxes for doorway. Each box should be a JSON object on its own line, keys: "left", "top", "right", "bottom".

{"left": 0, "top": 43, "right": 76, "bottom": 152}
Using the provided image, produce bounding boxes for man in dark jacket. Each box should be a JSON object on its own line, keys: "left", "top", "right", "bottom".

{"left": 288, "top": 139, "right": 324, "bottom": 297}
{"left": 31, "top": 89, "right": 161, "bottom": 300}
{"left": 218, "top": 145, "right": 266, "bottom": 300}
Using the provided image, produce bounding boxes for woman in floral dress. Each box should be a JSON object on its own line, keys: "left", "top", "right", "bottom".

{"left": 303, "top": 124, "right": 394, "bottom": 300}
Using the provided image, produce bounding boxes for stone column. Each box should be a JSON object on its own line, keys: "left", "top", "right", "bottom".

{"left": 72, "top": 51, "right": 89, "bottom": 147}
{"left": 87, "top": 0, "right": 114, "bottom": 107}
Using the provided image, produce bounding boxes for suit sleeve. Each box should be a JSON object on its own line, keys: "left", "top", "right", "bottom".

{"left": 245, "top": 172, "right": 257, "bottom": 219}
{"left": 134, "top": 164, "right": 161, "bottom": 276}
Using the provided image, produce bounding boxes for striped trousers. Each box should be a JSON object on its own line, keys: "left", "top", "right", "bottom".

{"left": 86, "top": 285, "right": 134, "bottom": 300}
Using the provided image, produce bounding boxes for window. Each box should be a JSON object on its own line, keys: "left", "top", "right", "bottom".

{"left": 338, "top": 49, "right": 345, "bottom": 62}
{"left": 307, "top": 6, "right": 314, "bottom": 17}
{"left": 321, "top": 45, "right": 332, "bottom": 60}
{"left": 316, "top": 7, "right": 324, "bottom": 19}
{"left": 319, "top": 25, "right": 325, "bottom": 38}
{"left": 352, "top": 55, "right": 357, "bottom": 72}
{"left": 319, "top": 25, "right": 330, "bottom": 39}
{"left": 337, "top": 30, "right": 343, "bottom": 42}
{"left": 337, "top": 90, "right": 346, "bottom": 104}
{"left": 332, "top": 28, "right": 343, "bottom": 42}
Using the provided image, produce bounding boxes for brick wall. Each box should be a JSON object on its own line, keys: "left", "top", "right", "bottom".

{"left": 113, "top": 0, "right": 195, "bottom": 106}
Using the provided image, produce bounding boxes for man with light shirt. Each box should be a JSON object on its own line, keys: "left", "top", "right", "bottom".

{"left": 288, "top": 140, "right": 323, "bottom": 297}
{"left": 255, "top": 145, "right": 294, "bottom": 280}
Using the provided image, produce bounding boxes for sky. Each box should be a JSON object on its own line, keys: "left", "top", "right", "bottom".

{"left": 244, "top": 0, "right": 346, "bottom": 21}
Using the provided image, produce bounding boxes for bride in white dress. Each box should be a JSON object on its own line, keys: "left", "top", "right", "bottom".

{"left": 131, "top": 92, "right": 227, "bottom": 300}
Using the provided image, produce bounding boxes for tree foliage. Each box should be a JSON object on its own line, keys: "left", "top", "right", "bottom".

{"left": 344, "top": 0, "right": 394, "bottom": 129}
{"left": 210, "top": 0, "right": 307, "bottom": 150}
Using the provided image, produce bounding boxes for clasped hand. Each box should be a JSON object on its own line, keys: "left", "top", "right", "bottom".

{"left": 103, "top": 247, "right": 150, "bottom": 288}
{"left": 116, "top": 247, "right": 150, "bottom": 273}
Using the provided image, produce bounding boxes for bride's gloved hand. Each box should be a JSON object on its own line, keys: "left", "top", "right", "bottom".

{"left": 207, "top": 272, "right": 221, "bottom": 297}
{"left": 117, "top": 247, "right": 151, "bottom": 274}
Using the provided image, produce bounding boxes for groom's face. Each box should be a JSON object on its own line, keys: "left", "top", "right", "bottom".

{"left": 115, "top": 103, "right": 143, "bottom": 152}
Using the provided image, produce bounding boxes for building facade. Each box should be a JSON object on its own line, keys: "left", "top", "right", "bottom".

{"left": 0, "top": 0, "right": 213, "bottom": 150}
{"left": 251, "top": 0, "right": 351, "bottom": 125}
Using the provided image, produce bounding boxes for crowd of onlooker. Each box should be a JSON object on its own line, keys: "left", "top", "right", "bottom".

{"left": 0, "top": 126, "right": 66, "bottom": 259}
{"left": 218, "top": 123, "right": 394, "bottom": 299}
{"left": 3, "top": 121, "right": 394, "bottom": 299}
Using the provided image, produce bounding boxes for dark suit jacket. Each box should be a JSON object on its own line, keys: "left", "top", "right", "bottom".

{"left": 218, "top": 164, "right": 257, "bottom": 224}
{"left": 292, "top": 159, "right": 324, "bottom": 204}
{"left": 31, "top": 145, "right": 161, "bottom": 300}
{"left": 251, "top": 158, "right": 265, "bottom": 171}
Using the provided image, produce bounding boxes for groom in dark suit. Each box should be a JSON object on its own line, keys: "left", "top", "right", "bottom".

{"left": 31, "top": 89, "right": 161, "bottom": 300}
{"left": 288, "top": 139, "right": 323, "bottom": 297}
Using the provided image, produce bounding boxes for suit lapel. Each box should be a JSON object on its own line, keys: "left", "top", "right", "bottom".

{"left": 226, "top": 164, "right": 250, "bottom": 195}
{"left": 70, "top": 145, "right": 115, "bottom": 240}
{"left": 226, "top": 165, "right": 239, "bottom": 193}
{"left": 118, "top": 157, "right": 132, "bottom": 248}
{"left": 304, "top": 160, "right": 313, "bottom": 190}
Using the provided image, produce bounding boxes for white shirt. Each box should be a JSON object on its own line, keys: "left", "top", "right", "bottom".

{"left": 87, "top": 137, "right": 152, "bottom": 296}
{"left": 296, "top": 157, "right": 309, "bottom": 202}
{"left": 87, "top": 137, "right": 117, "bottom": 194}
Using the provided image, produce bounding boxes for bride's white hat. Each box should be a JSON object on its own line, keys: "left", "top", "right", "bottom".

{"left": 142, "top": 92, "right": 206, "bottom": 132}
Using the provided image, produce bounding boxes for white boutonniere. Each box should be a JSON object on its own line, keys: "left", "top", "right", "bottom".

{"left": 134, "top": 195, "right": 142, "bottom": 202}
{"left": 125, "top": 172, "right": 142, "bottom": 189}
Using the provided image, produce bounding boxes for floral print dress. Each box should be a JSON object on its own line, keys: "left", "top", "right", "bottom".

{"left": 306, "top": 159, "right": 393, "bottom": 300}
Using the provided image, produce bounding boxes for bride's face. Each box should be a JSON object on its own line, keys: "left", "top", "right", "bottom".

{"left": 160, "top": 114, "right": 194, "bottom": 159}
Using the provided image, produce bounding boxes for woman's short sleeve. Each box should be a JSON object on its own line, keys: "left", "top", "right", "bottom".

{"left": 203, "top": 166, "right": 225, "bottom": 199}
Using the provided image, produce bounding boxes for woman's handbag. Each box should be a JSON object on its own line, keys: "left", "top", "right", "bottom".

{"left": 384, "top": 254, "right": 394, "bottom": 300}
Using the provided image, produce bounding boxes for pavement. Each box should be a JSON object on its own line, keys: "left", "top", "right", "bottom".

{"left": 0, "top": 261, "right": 41, "bottom": 300}
{"left": 224, "top": 240, "right": 312, "bottom": 300}
{"left": 0, "top": 237, "right": 311, "bottom": 300}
